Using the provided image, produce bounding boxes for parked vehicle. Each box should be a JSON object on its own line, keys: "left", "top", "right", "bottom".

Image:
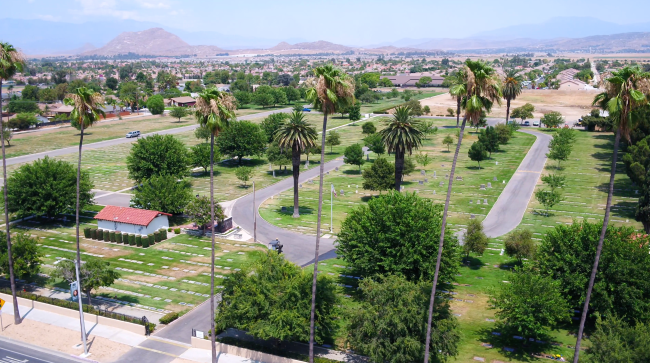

{"left": 126, "top": 131, "right": 140, "bottom": 138}
{"left": 532, "top": 121, "right": 540, "bottom": 126}
{"left": 523, "top": 121, "right": 530, "bottom": 126}
{"left": 302, "top": 108, "right": 311, "bottom": 112}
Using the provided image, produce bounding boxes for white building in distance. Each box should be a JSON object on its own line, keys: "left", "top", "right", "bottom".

{"left": 94, "top": 205, "right": 171, "bottom": 235}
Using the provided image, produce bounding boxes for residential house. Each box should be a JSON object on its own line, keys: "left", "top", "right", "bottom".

{"left": 95, "top": 205, "right": 171, "bottom": 236}
{"left": 169, "top": 96, "right": 196, "bottom": 107}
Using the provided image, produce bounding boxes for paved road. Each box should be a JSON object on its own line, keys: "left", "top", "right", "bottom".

{"left": 482, "top": 129, "right": 551, "bottom": 237}
{"left": 0, "top": 338, "right": 86, "bottom": 363}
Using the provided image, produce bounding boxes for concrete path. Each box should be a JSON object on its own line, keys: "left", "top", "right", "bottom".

{"left": 482, "top": 129, "right": 552, "bottom": 237}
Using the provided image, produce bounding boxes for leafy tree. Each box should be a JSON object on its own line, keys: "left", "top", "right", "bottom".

{"left": 344, "top": 144, "right": 365, "bottom": 172}
{"left": 405, "top": 99, "right": 423, "bottom": 116}
{"left": 131, "top": 175, "right": 192, "bottom": 214}
{"left": 415, "top": 120, "right": 438, "bottom": 139}
{"left": 402, "top": 157, "right": 415, "bottom": 178}
{"left": 347, "top": 275, "right": 460, "bottom": 363}
{"left": 283, "top": 87, "right": 300, "bottom": 104}
{"left": 547, "top": 128, "right": 576, "bottom": 168}
{"left": 126, "top": 134, "right": 190, "bottom": 183}
{"left": 37, "top": 88, "right": 56, "bottom": 102}
{"left": 4, "top": 156, "right": 93, "bottom": 218}
{"left": 415, "top": 152, "right": 432, "bottom": 168}
{"left": 337, "top": 191, "right": 460, "bottom": 282}
{"left": 7, "top": 112, "right": 39, "bottom": 130}
{"left": 362, "top": 121, "right": 376, "bottom": 135}
{"left": 362, "top": 157, "right": 394, "bottom": 193}
{"left": 216, "top": 120, "right": 266, "bottom": 164}
{"left": 363, "top": 133, "right": 385, "bottom": 157}
{"left": 215, "top": 252, "right": 339, "bottom": 345}
{"left": 325, "top": 130, "right": 341, "bottom": 153}
{"left": 53, "top": 258, "right": 120, "bottom": 306}
{"left": 442, "top": 135, "right": 454, "bottom": 151}
{"left": 233, "top": 90, "right": 253, "bottom": 106}
{"left": 423, "top": 105, "right": 431, "bottom": 115}
{"left": 447, "top": 107, "right": 455, "bottom": 117}
{"left": 348, "top": 102, "right": 361, "bottom": 121}
{"left": 463, "top": 219, "right": 488, "bottom": 257}
{"left": 502, "top": 69, "right": 524, "bottom": 123}
{"left": 169, "top": 106, "right": 189, "bottom": 122}
{"left": 504, "top": 229, "right": 536, "bottom": 262}
{"left": 540, "top": 111, "right": 565, "bottom": 128}
{"left": 478, "top": 126, "right": 500, "bottom": 156}
{"left": 494, "top": 123, "right": 512, "bottom": 144}
{"left": 535, "top": 187, "right": 562, "bottom": 215}
{"left": 380, "top": 106, "right": 423, "bottom": 191}
{"left": 2, "top": 124, "right": 12, "bottom": 147}
{"left": 468, "top": 141, "right": 488, "bottom": 168}
{"left": 105, "top": 76, "right": 118, "bottom": 90}
{"left": 185, "top": 196, "right": 225, "bottom": 233}
{"left": 583, "top": 316, "right": 650, "bottom": 363}
{"left": 21, "top": 84, "right": 38, "bottom": 100}
{"left": 146, "top": 94, "right": 164, "bottom": 115}
{"left": 536, "top": 221, "right": 650, "bottom": 325}
{"left": 235, "top": 166, "right": 253, "bottom": 186}
{"left": 194, "top": 125, "right": 211, "bottom": 141}
{"left": 510, "top": 103, "right": 535, "bottom": 122}
{"left": 191, "top": 143, "right": 213, "bottom": 173}
{"left": 489, "top": 268, "right": 571, "bottom": 338}
{"left": 0, "top": 232, "right": 42, "bottom": 279}
{"left": 254, "top": 92, "right": 274, "bottom": 108}
{"left": 260, "top": 112, "right": 289, "bottom": 143}
{"left": 415, "top": 76, "right": 432, "bottom": 88}
{"left": 7, "top": 100, "right": 39, "bottom": 113}
{"left": 266, "top": 142, "right": 291, "bottom": 172}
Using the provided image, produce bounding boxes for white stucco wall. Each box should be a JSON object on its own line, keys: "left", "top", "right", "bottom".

{"left": 97, "top": 215, "right": 169, "bottom": 235}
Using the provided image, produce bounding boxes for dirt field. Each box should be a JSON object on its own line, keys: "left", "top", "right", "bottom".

{"left": 420, "top": 89, "right": 601, "bottom": 122}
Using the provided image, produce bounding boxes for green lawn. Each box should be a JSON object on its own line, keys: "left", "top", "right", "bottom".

{"left": 360, "top": 91, "right": 444, "bottom": 114}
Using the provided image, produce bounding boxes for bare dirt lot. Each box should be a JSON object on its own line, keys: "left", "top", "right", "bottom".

{"left": 420, "top": 89, "right": 601, "bottom": 121}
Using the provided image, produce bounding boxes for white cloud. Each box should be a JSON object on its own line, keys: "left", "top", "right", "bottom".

{"left": 138, "top": 1, "right": 171, "bottom": 9}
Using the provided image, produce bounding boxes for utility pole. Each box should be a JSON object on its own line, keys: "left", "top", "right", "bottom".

{"left": 74, "top": 259, "right": 89, "bottom": 357}
{"left": 253, "top": 181, "right": 257, "bottom": 243}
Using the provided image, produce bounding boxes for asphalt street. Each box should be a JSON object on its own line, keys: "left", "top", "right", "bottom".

{"left": 0, "top": 338, "right": 87, "bottom": 363}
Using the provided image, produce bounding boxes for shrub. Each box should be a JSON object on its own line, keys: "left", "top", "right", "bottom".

{"left": 129, "top": 234, "right": 135, "bottom": 245}
{"left": 154, "top": 231, "right": 161, "bottom": 242}
{"left": 136, "top": 235, "right": 142, "bottom": 247}
{"left": 174, "top": 228, "right": 181, "bottom": 234}
{"left": 148, "top": 234, "right": 155, "bottom": 246}
{"left": 92, "top": 229, "right": 99, "bottom": 240}
{"left": 109, "top": 231, "right": 116, "bottom": 242}
{"left": 159, "top": 311, "right": 179, "bottom": 325}
{"left": 83, "top": 228, "right": 91, "bottom": 238}
{"left": 142, "top": 236, "right": 149, "bottom": 248}
{"left": 103, "top": 230, "right": 110, "bottom": 242}
{"left": 116, "top": 233, "right": 123, "bottom": 244}
{"left": 161, "top": 229, "right": 168, "bottom": 240}
{"left": 167, "top": 227, "right": 172, "bottom": 232}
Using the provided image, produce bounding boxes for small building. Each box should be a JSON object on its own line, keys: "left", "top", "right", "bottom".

{"left": 95, "top": 205, "right": 171, "bottom": 235}
{"left": 170, "top": 96, "right": 196, "bottom": 107}
{"left": 380, "top": 74, "right": 444, "bottom": 88}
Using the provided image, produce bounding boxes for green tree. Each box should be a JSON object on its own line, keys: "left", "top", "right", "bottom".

{"left": 191, "top": 143, "right": 213, "bottom": 173}
{"left": 235, "top": 166, "right": 253, "bottom": 186}
{"left": 547, "top": 128, "right": 576, "bottom": 168}
{"left": 463, "top": 219, "right": 488, "bottom": 258}
{"left": 494, "top": 123, "right": 512, "bottom": 144}
{"left": 274, "top": 110, "right": 318, "bottom": 217}
{"left": 38, "top": 88, "right": 56, "bottom": 102}
{"left": 119, "top": 81, "right": 141, "bottom": 112}
{"left": 379, "top": 106, "right": 423, "bottom": 191}
{"left": 21, "top": 84, "right": 38, "bottom": 100}
{"left": 0, "top": 232, "right": 42, "bottom": 279}
{"left": 131, "top": 175, "right": 192, "bottom": 214}
{"left": 423, "top": 105, "right": 431, "bottom": 115}
{"left": 535, "top": 182, "right": 562, "bottom": 215}
{"left": 363, "top": 133, "right": 385, "bottom": 157}
{"left": 442, "top": 135, "right": 454, "bottom": 151}
{"left": 447, "top": 107, "right": 456, "bottom": 117}
{"left": 4, "top": 156, "right": 93, "bottom": 218}
{"left": 502, "top": 68, "right": 524, "bottom": 123}
{"left": 146, "top": 94, "right": 164, "bottom": 115}
{"left": 468, "top": 141, "right": 488, "bottom": 168}
{"left": 583, "top": 316, "right": 650, "bottom": 363}
{"left": 266, "top": 142, "right": 291, "bottom": 173}
{"left": 7, "top": 100, "right": 39, "bottom": 113}
{"left": 254, "top": 92, "right": 274, "bottom": 108}
{"left": 337, "top": 191, "right": 460, "bottom": 281}
{"left": 194, "top": 125, "right": 211, "bottom": 142}
{"left": 489, "top": 268, "right": 571, "bottom": 339}
{"left": 415, "top": 76, "right": 432, "bottom": 88}
{"left": 169, "top": 106, "right": 189, "bottom": 123}
{"left": 540, "top": 111, "right": 565, "bottom": 128}
{"left": 215, "top": 252, "right": 339, "bottom": 345}
{"left": 260, "top": 112, "right": 289, "bottom": 143}
{"left": 362, "top": 157, "right": 394, "bottom": 193}
{"left": 2, "top": 124, "right": 12, "bottom": 147}
{"left": 284, "top": 87, "right": 300, "bottom": 104}
{"left": 362, "top": 121, "right": 376, "bottom": 135}
{"left": 53, "top": 258, "right": 120, "bottom": 306}
{"left": 415, "top": 120, "right": 438, "bottom": 140}
{"left": 447, "top": 70, "right": 467, "bottom": 127}
{"left": 194, "top": 88, "right": 237, "bottom": 360}
{"left": 415, "top": 152, "right": 432, "bottom": 168}
{"left": 348, "top": 102, "right": 361, "bottom": 121}
{"left": 216, "top": 120, "right": 267, "bottom": 164}
{"left": 402, "top": 157, "right": 415, "bottom": 178}
{"left": 478, "top": 126, "right": 500, "bottom": 157}
{"left": 7, "top": 112, "right": 39, "bottom": 130}
{"left": 105, "top": 76, "right": 118, "bottom": 90}
{"left": 344, "top": 143, "right": 365, "bottom": 172}
{"left": 233, "top": 90, "right": 253, "bottom": 106}
{"left": 325, "top": 130, "right": 341, "bottom": 153}
{"left": 185, "top": 196, "right": 225, "bottom": 234}
{"left": 510, "top": 103, "right": 535, "bottom": 122}
{"left": 347, "top": 275, "right": 460, "bottom": 363}
{"left": 504, "top": 229, "right": 536, "bottom": 262}
{"left": 126, "top": 134, "right": 190, "bottom": 183}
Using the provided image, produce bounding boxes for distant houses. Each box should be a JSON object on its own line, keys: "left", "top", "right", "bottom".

{"left": 380, "top": 73, "right": 445, "bottom": 88}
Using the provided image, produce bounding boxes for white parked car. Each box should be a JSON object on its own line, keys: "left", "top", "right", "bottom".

{"left": 126, "top": 131, "right": 140, "bottom": 138}
{"left": 532, "top": 121, "right": 540, "bottom": 126}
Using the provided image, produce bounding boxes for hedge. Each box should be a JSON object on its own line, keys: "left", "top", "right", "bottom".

{"left": 110, "top": 231, "right": 116, "bottom": 242}
{"left": 136, "top": 235, "right": 142, "bottom": 247}
{"left": 122, "top": 233, "right": 128, "bottom": 243}
{"left": 116, "top": 233, "right": 123, "bottom": 244}
{"left": 159, "top": 311, "right": 179, "bottom": 325}
{"left": 104, "top": 230, "right": 110, "bottom": 242}
{"left": 92, "top": 229, "right": 99, "bottom": 240}
{"left": 148, "top": 234, "right": 155, "bottom": 246}
{"left": 161, "top": 229, "right": 168, "bottom": 240}
{"left": 83, "top": 228, "right": 91, "bottom": 238}
{"left": 154, "top": 231, "right": 161, "bottom": 243}
{"left": 129, "top": 234, "right": 135, "bottom": 245}
{"left": 142, "top": 236, "right": 149, "bottom": 248}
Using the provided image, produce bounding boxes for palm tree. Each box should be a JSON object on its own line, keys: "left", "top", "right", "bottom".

{"left": 305, "top": 64, "right": 354, "bottom": 363}
{"left": 423, "top": 60, "right": 502, "bottom": 363}
{"left": 448, "top": 70, "right": 467, "bottom": 127}
{"left": 379, "top": 106, "right": 423, "bottom": 191}
{"left": 503, "top": 68, "right": 524, "bottom": 123}
{"left": 572, "top": 66, "right": 650, "bottom": 362}
{"left": 194, "top": 88, "right": 236, "bottom": 363}
{"left": 274, "top": 110, "right": 318, "bottom": 218}
{"left": 0, "top": 41, "right": 25, "bottom": 325}
{"left": 64, "top": 87, "right": 104, "bottom": 332}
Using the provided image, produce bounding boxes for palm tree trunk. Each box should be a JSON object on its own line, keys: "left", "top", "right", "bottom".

{"left": 292, "top": 145, "right": 300, "bottom": 218}
{"left": 1, "top": 79, "right": 20, "bottom": 325}
{"left": 572, "top": 127, "right": 620, "bottom": 362}
{"left": 506, "top": 98, "right": 511, "bottom": 123}
{"left": 424, "top": 116, "right": 467, "bottom": 363}
{"left": 308, "top": 113, "right": 328, "bottom": 363}
{"left": 209, "top": 133, "right": 217, "bottom": 363}
{"left": 394, "top": 150, "right": 404, "bottom": 191}
{"left": 75, "top": 122, "right": 85, "bottom": 336}
{"left": 456, "top": 96, "right": 461, "bottom": 127}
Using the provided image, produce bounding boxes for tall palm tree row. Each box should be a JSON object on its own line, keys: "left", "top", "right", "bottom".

{"left": 379, "top": 106, "right": 423, "bottom": 191}
{"left": 572, "top": 66, "right": 650, "bottom": 362}
{"left": 448, "top": 69, "right": 467, "bottom": 127}
{"left": 305, "top": 64, "right": 354, "bottom": 363}
{"left": 194, "top": 88, "right": 236, "bottom": 363}
{"left": 423, "top": 60, "right": 502, "bottom": 363}
{"left": 0, "top": 42, "right": 25, "bottom": 325}
{"left": 64, "top": 87, "right": 105, "bottom": 333}
{"left": 275, "top": 110, "right": 318, "bottom": 218}
{"left": 502, "top": 68, "right": 524, "bottom": 123}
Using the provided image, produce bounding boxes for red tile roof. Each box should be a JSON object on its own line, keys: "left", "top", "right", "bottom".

{"left": 95, "top": 206, "right": 172, "bottom": 226}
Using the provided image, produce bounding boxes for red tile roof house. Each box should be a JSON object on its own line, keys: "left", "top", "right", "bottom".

{"left": 95, "top": 206, "right": 171, "bottom": 236}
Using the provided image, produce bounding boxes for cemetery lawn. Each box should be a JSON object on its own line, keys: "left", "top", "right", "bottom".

{"left": 521, "top": 129, "right": 643, "bottom": 237}
{"left": 11, "top": 218, "right": 267, "bottom": 313}
{"left": 360, "top": 91, "right": 444, "bottom": 114}
{"left": 260, "top": 119, "right": 537, "bottom": 235}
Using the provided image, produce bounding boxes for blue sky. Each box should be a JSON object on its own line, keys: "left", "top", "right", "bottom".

{"left": 5, "top": 0, "right": 650, "bottom": 45}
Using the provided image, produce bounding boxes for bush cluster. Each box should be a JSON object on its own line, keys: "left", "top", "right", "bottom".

{"left": 159, "top": 311, "right": 180, "bottom": 325}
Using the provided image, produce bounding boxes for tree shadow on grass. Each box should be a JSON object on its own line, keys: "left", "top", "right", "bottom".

{"left": 461, "top": 256, "right": 485, "bottom": 270}
{"left": 237, "top": 184, "right": 252, "bottom": 189}
{"left": 219, "top": 158, "right": 267, "bottom": 169}
{"left": 360, "top": 194, "right": 382, "bottom": 202}
{"left": 343, "top": 169, "right": 363, "bottom": 175}
{"left": 477, "top": 325, "right": 564, "bottom": 362}
{"left": 274, "top": 206, "right": 315, "bottom": 216}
